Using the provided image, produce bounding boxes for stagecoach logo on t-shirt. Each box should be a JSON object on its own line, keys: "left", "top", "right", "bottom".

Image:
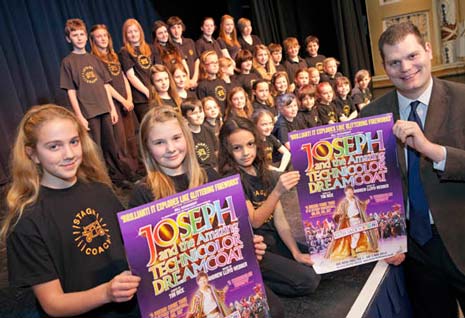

{"left": 252, "top": 189, "right": 274, "bottom": 223}
{"left": 137, "top": 54, "right": 151, "bottom": 69}
{"left": 81, "top": 66, "right": 98, "bottom": 84}
{"left": 215, "top": 85, "right": 226, "bottom": 101}
{"left": 72, "top": 208, "right": 111, "bottom": 256}
{"left": 343, "top": 104, "right": 351, "bottom": 116}
{"left": 316, "top": 62, "right": 324, "bottom": 73}
{"left": 194, "top": 142, "right": 211, "bottom": 162}
{"left": 189, "top": 49, "right": 194, "bottom": 56}
{"left": 107, "top": 62, "right": 121, "bottom": 76}
{"left": 264, "top": 145, "right": 273, "bottom": 161}
{"left": 329, "top": 111, "right": 337, "bottom": 123}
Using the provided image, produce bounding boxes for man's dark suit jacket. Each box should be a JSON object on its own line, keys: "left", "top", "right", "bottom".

{"left": 360, "top": 78, "right": 465, "bottom": 274}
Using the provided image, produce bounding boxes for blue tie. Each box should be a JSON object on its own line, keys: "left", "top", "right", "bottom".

{"left": 407, "top": 101, "right": 432, "bottom": 245}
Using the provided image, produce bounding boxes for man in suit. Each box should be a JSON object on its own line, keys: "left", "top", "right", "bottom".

{"left": 360, "top": 22, "right": 465, "bottom": 317}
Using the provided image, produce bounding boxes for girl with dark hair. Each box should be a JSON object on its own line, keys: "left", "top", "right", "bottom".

{"left": 219, "top": 116, "right": 321, "bottom": 298}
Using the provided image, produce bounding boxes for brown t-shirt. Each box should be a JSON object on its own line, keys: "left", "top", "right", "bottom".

{"left": 60, "top": 52, "right": 111, "bottom": 119}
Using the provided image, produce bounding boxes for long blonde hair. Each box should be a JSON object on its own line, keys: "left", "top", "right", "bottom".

{"left": 139, "top": 106, "right": 207, "bottom": 199}
{"left": 122, "top": 18, "right": 152, "bottom": 57}
{"left": 253, "top": 44, "right": 276, "bottom": 81}
{"left": 1, "top": 104, "right": 111, "bottom": 241}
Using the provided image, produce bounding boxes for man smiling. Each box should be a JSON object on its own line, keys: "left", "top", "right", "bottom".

{"left": 361, "top": 22, "right": 465, "bottom": 317}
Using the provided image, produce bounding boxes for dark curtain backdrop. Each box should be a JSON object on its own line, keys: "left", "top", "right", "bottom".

{"left": 0, "top": 0, "right": 373, "bottom": 186}
{"left": 250, "top": 0, "right": 340, "bottom": 59}
{"left": 0, "top": 0, "right": 160, "bottom": 185}
{"left": 330, "top": 0, "right": 373, "bottom": 81}
{"left": 249, "top": 0, "right": 373, "bottom": 81}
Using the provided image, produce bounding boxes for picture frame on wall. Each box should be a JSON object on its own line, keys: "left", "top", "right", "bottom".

{"left": 383, "top": 11, "right": 430, "bottom": 42}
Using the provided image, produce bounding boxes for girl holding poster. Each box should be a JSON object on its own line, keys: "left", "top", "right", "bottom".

{"left": 218, "top": 116, "right": 321, "bottom": 297}
{"left": 127, "top": 106, "right": 284, "bottom": 318}
{"left": 1, "top": 104, "right": 140, "bottom": 317}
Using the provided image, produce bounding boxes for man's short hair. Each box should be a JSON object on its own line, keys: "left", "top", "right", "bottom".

{"left": 378, "top": 22, "right": 425, "bottom": 62}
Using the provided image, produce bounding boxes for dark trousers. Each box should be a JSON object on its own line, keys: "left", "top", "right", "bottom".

{"left": 259, "top": 233, "right": 321, "bottom": 297}
{"left": 113, "top": 103, "right": 141, "bottom": 176}
{"left": 133, "top": 101, "right": 151, "bottom": 123}
{"left": 88, "top": 114, "right": 132, "bottom": 183}
{"left": 404, "top": 226, "right": 465, "bottom": 318}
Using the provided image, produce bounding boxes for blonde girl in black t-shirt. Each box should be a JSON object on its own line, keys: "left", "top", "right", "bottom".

{"left": 132, "top": 105, "right": 288, "bottom": 317}
{"left": 129, "top": 105, "right": 209, "bottom": 206}
{"left": 1, "top": 104, "right": 140, "bottom": 317}
{"left": 130, "top": 106, "right": 284, "bottom": 318}
{"left": 253, "top": 44, "right": 276, "bottom": 82}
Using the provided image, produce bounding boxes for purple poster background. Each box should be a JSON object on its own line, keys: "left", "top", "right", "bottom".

{"left": 117, "top": 175, "right": 268, "bottom": 318}
{"left": 289, "top": 114, "right": 407, "bottom": 273}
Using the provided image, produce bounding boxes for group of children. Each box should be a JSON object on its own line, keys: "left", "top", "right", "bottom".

{"left": 56, "top": 16, "right": 372, "bottom": 186}
{"left": 0, "top": 14, "right": 376, "bottom": 318}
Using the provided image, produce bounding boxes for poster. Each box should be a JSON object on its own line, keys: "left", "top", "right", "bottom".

{"left": 289, "top": 114, "right": 407, "bottom": 274}
{"left": 117, "top": 175, "right": 270, "bottom": 318}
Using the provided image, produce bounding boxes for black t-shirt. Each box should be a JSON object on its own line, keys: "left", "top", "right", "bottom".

{"left": 7, "top": 181, "right": 138, "bottom": 317}
{"left": 298, "top": 108, "right": 321, "bottom": 128}
{"left": 238, "top": 35, "right": 263, "bottom": 54}
{"left": 241, "top": 169, "right": 280, "bottom": 241}
{"left": 100, "top": 59, "right": 129, "bottom": 113}
{"left": 180, "top": 89, "right": 198, "bottom": 101}
{"left": 351, "top": 86, "right": 373, "bottom": 110}
{"left": 173, "top": 37, "right": 198, "bottom": 77}
{"left": 275, "top": 64, "right": 287, "bottom": 73}
{"left": 317, "top": 101, "right": 339, "bottom": 124}
{"left": 197, "top": 78, "right": 228, "bottom": 113}
{"left": 252, "top": 101, "right": 278, "bottom": 117}
{"left": 320, "top": 72, "right": 342, "bottom": 90}
{"left": 195, "top": 36, "right": 223, "bottom": 57}
{"left": 103, "top": 60, "right": 126, "bottom": 97}
{"left": 119, "top": 46, "right": 154, "bottom": 104}
{"left": 192, "top": 126, "right": 219, "bottom": 170}
{"left": 158, "top": 97, "right": 179, "bottom": 110}
{"left": 232, "top": 72, "right": 260, "bottom": 97}
{"left": 60, "top": 52, "right": 112, "bottom": 119}
{"left": 128, "top": 168, "right": 220, "bottom": 208}
{"left": 305, "top": 54, "right": 326, "bottom": 72}
{"left": 334, "top": 95, "right": 357, "bottom": 118}
{"left": 273, "top": 114, "right": 307, "bottom": 144}
{"left": 264, "top": 134, "right": 283, "bottom": 164}
{"left": 283, "top": 57, "right": 307, "bottom": 83}
{"left": 217, "top": 37, "right": 240, "bottom": 60}
{"left": 203, "top": 118, "right": 222, "bottom": 138}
